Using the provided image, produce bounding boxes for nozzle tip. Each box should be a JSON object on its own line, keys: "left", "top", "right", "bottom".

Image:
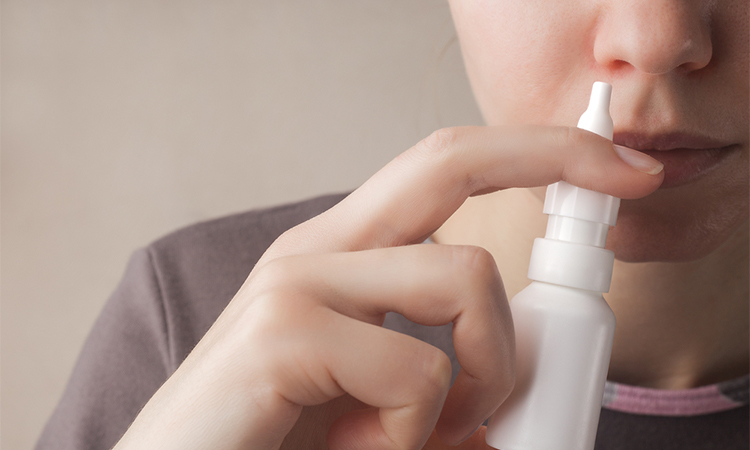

{"left": 590, "top": 82, "right": 612, "bottom": 110}
{"left": 578, "top": 82, "right": 614, "bottom": 139}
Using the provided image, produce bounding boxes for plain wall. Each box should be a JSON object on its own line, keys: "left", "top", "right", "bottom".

{"left": 1, "top": 1, "right": 484, "bottom": 449}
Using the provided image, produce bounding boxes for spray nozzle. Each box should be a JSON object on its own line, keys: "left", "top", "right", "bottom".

{"left": 526, "top": 81, "right": 622, "bottom": 293}
{"left": 577, "top": 82, "right": 614, "bottom": 140}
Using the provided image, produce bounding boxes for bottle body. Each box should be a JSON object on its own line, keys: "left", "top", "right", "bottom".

{"left": 485, "top": 281, "right": 615, "bottom": 450}
{"left": 485, "top": 81, "right": 619, "bottom": 450}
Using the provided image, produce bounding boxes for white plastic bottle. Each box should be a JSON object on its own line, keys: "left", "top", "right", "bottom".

{"left": 485, "top": 82, "right": 619, "bottom": 450}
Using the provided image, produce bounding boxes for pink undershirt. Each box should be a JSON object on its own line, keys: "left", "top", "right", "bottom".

{"left": 602, "top": 375, "right": 749, "bottom": 416}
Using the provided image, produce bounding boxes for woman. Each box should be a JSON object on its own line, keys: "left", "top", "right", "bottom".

{"left": 36, "top": 0, "right": 748, "bottom": 449}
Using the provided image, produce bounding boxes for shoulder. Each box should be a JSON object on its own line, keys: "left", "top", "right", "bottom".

{"left": 148, "top": 192, "right": 349, "bottom": 273}
{"left": 142, "top": 192, "right": 349, "bottom": 357}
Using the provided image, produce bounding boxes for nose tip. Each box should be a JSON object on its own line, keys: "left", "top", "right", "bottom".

{"left": 594, "top": 2, "right": 713, "bottom": 75}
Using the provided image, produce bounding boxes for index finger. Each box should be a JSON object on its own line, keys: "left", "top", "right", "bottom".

{"left": 262, "top": 125, "right": 663, "bottom": 261}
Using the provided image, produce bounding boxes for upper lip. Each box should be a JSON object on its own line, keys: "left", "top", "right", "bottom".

{"left": 613, "top": 132, "right": 734, "bottom": 151}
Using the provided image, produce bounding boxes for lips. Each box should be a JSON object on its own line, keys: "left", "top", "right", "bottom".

{"left": 613, "top": 132, "right": 739, "bottom": 189}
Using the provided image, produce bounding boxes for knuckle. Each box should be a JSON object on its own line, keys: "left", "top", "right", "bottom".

{"left": 416, "top": 347, "right": 453, "bottom": 397}
{"left": 415, "top": 127, "right": 460, "bottom": 159}
{"left": 245, "top": 289, "right": 297, "bottom": 339}
{"left": 251, "top": 256, "right": 300, "bottom": 292}
{"left": 447, "top": 245, "right": 507, "bottom": 322}
{"left": 242, "top": 257, "right": 313, "bottom": 335}
{"left": 451, "top": 245, "right": 501, "bottom": 286}
{"left": 259, "top": 226, "right": 306, "bottom": 262}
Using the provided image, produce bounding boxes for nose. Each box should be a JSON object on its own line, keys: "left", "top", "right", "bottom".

{"left": 593, "top": 0, "right": 713, "bottom": 75}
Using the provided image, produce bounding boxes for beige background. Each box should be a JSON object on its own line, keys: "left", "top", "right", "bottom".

{"left": 1, "top": 1, "right": 484, "bottom": 449}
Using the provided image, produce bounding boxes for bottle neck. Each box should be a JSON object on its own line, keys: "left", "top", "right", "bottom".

{"left": 545, "top": 215, "right": 610, "bottom": 248}
{"left": 527, "top": 237, "right": 615, "bottom": 293}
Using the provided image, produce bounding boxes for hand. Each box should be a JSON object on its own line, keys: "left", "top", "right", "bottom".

{"left": 114, "top": 126, "right": 663, "bottom": 450}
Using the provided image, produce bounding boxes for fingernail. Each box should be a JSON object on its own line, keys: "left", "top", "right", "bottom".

{"left": 613, "top": 144, "right": 664, "bottom": 175}
{"left": 456, "top": 424, "right": 482, "bottom": 445}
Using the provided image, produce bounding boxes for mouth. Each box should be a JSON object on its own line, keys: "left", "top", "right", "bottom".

{"left": 613, "top": 132, "right": 740, "bottom": 189}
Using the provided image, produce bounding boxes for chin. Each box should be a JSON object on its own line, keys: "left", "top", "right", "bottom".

{"left": 606, "top": 200, "right": 749, "bottom": 263}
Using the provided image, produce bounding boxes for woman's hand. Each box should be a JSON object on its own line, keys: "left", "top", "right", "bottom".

{"left": 114, "top": 126, "right": 663, "bottom": 450}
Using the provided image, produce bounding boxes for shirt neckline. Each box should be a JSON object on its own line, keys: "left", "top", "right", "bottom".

{"left": 602, "top": 374, "right": 749, "bottom": 416}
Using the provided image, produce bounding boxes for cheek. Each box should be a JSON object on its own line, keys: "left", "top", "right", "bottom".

{"left": 452, "top": 0, "right": 595, "bottom": 125}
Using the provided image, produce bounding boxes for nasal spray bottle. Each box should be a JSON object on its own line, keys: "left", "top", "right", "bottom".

{"left": 485, "top": 82, "right": 619, "bottom": 450}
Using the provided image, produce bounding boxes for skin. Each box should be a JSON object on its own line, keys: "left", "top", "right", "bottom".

{"left": 114, "top": 0, "right": 748, "bottom": 449}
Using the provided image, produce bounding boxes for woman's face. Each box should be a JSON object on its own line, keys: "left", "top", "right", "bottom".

{"left": 449, "top": 0, "right": 749, "bottom": 262}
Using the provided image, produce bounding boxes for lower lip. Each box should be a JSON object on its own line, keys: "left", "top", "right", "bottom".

{"left": 638, "top": 146, "right": 737, "bottom": 189}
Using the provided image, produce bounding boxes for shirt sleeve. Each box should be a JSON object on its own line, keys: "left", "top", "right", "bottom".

{"left": 35, "top": 248, "right": 172, "bottom": 450}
